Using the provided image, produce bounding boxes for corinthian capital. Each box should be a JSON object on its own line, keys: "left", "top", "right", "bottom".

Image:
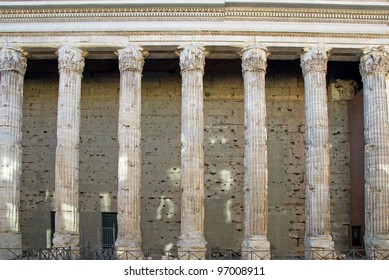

{"left": 57, "top": 46, "right": 87, "bottom": 75}
{"left": 300, "top": 47, "right": 331, "bottom": 76}
{"left": 177, "top": 45, "right": 208, "bottom": 74}
{"left": 0, "top": 47, "right": 28, "bottom": 75}
{"left": 117, "top": 45, "right": 148, "bottom": 73}
{"left": 240, "top": 45, "right": 269, "bottom": 74}
{"left": 359, "top": 46, "right": 389, "bottom": 77}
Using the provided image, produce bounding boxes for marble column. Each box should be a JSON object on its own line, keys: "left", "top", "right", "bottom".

{"left": 52, "top": 46, "right": 87, "bottom": 250}
{"left": 0, "top": 47, "right": 27, "bottom": 259}
{"left": 240, "top": 45, "right": 271, "bottom": 260}
{"left": 359, "top": 46, "right": 389, "bottom": 259}
{"left": 300, "top": 47, "right": 335, "bottom": 259}
{"left": 176, "top": 45, "right": 207, "bottom": 259}
{"left": 115, "top": 46, "right": 148, "bottom": 258}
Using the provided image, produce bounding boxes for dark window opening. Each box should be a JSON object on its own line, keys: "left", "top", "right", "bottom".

{"left": 102, "top": 213, "right": 118, "bottom": 249}
{"left": 50, "top": 211, "right": 55, "bottom": 248}
{"left": 352, "top": 226, "right": 362, "bottom": 247}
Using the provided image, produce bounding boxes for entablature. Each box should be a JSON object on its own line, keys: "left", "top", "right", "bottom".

{"left": 0, "top": 34, "right": 375, "bottom": 62}
{"left": 1, "top": 1, "right": 388, "bottom": 62}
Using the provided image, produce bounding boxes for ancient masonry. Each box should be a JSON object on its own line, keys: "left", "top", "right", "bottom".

{"left": 359, "top": 46, "right": 389, "bottom": 258}
{"left": 240, "top": 45, "right": 271, "bottom": 259}
{"left": 115, "top": 46, "right": 147, "bottom": 258}
{"left": 52, "top": 46, "right": 87, "bottom": 249}
{"left": 301, "top": 47, "right": 335, "bottom": 257}
{"left": 1, "top": 0, "right": 389, "bottom": 260}
{"left": 176, "top": 45, "right": 208, "bottom": 259}
{"left": 0, "top": 47, "right": 27, "bottom": 255}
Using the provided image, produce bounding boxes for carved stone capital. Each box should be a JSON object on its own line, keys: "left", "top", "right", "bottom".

{"left": 300, "top": 47, "right": 330, "bottom": 76}
{"left": 177, "top": 45, "right": 208, "bottom": 74}
{"left": 330, "top": 79, "right": 358, "bottom": 101}
{"left": 57, "top": 46, "right": 87, "bottom": 75}
{"left": 117, "top": 45, "right": 148, "bottom": 73}
{"left": 240, "top": 45, "right": 269, "bottom": 74}
{"left": 0, "top": 47, "right": 27, "bottom": 75}
{"left": 359, "top": 46, "right": 389, "bottom": 77}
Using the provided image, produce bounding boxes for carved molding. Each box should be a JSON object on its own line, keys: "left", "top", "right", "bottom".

{"left": 0, "top": 47, "right": 27, "bottom": 75}
{"left": 335, "top": 79, "right": 358, "bottom": 99}
{"left": 359, "top": 46, "right": 389, "bottom": 77}
{"left": 57, "top": 46, "right": 87, "bottom": 75}
{"left": 117, "top": 45, "right": 148, "bottom": 73}
{"left": 1, "top": 7, "right": 388, "bottom": 24}
{"left": 226, "top": 7, "right": 389, "bottom": 24}
{"left": 0, "top": 8, "right": 225, "bottom": 24}
{"left": 240, "top": 45, "right": 269, "bottom": 74}
{"left": 177, "top": 45, "right": 208, "bottom": 74}
{"left": 300, "top": 47, "right": 330, "bottom": 76}
{"left": 1, "top": 31, "right": 387, "bottom": 40}
{"left": 330, "top": 79, "right": 359, "bottom": 101}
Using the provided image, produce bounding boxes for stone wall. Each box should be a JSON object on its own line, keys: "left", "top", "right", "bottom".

{"left": 21, "top": 75, "right": 57, "bottom": 248}
{"left": 19, "top": 59, "right": 351, "bottom": 257}
{"left": 266, "top": 69, "right": 306, "bottom": 256}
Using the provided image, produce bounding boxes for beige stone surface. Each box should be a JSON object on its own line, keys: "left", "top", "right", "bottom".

{"left": 301, "top": 47, "right": 335, "bottom": 259}
{"left": 240, "top": 45, "right": 271, "bottom": 259}
{"left": 2, "top": 1, "right": 386, "bottom": 259}
{"left": 176, "top": 45, "right": 208, "bottom": 258}
{"left": 115, "top": 45, "right": 147, "bottom": 258}
{"left": 17, "top": 59, "right": 352, "bottom": 258}
{"left": 0, "top": 47, "right": 27, "bottom": 259}
{"left": 329, "top": 79, "right": 358, "bottom": 102}
{"left": 360, "top": 46, "right": 389, "bottom": 259}
{"left": 52, "top": 46, "right": 87, "bottom": 249}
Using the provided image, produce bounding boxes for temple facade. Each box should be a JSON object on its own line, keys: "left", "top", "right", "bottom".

{"left": 0, "top": 0, "right": 389, "bottom": 259}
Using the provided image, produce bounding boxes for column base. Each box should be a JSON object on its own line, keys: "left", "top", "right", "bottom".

{"left": 52, "top": 232, "right": 79, "bottom": 248}
{"left": 52, "top": 233, "right": 80, "bottom": 259}
{"left": 115, "top": 236, "right": 143, "bottom": 260}
{"left": 241, "top": 236, "right": 271, "bottom": 260}
{"left": 365, "top": 235, "right": 389, "bottom": 260}
{"left": 0, "top": 232, "right": 22, "bottom": 260}
{"left": 177, "top": 233, "right": 207, "bottom": 260}
{"left": 305, "top": 235, "right": 335, "bottom": 259}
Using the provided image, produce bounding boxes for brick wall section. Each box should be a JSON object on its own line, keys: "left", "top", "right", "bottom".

{"left": 19, "top": 61, "right": 350, "bottom": 257}
{"left": 140, "top": 71, "right": 181, "bottom": 255}
{"left": 21, "top": 76, "right": 57, "bottom": 248}
{"left": 328, "top": 100, "right": 351, "bottom": 250}
{"left": 203, "top": 72, "right": 245, "bottom": 253}
{"left": 266, "top": 72, "right": 306, "bottom": 255}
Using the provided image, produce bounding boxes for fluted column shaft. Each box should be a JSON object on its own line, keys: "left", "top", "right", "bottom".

{"left": 115, "top": 46, "right": 147, "bottom": 256}
{"left": 240, "top": 45, "right": 271, "bottom": 259}
{"left": 359, "top": 46, "right": 389, "bottom": 258}
{"left": 177, "top": 45, "right": 207, "bottom": 257}
{"left": 53, "top": 46, "right": 87, "bottom": 249}
{"left": 301, "top": 47, "right": 334, "bottom": 258}
{"left": 0, "top": 47, "right": 27, "bottom": 257}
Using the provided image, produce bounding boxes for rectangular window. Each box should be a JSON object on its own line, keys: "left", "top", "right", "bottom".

{"left": 102, "top": 213, "right": 118, "bottom": 249}
{"left": 351, "top": 226, "right": 362, "bottom": 247}
{"left": 50, "top": 211, "right": 55, "bottom": 248}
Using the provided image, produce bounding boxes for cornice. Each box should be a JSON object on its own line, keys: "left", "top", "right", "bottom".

{"left": 227, "top": 7, "right": 389, "bottom": 24}
{"left": 1, "top": 30, "right": 388, "bottom": 39}
{"left": 0, "top": 8, "right": 225, "bottom": 18}
{"left": 0, "top": 7, "right": 225, "bottom": 23}
{"left": 1, "top": 1, "right": 389, "bottom": 9}
{"left": 0, "top": 6, "right": 389, "bottom": 24}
